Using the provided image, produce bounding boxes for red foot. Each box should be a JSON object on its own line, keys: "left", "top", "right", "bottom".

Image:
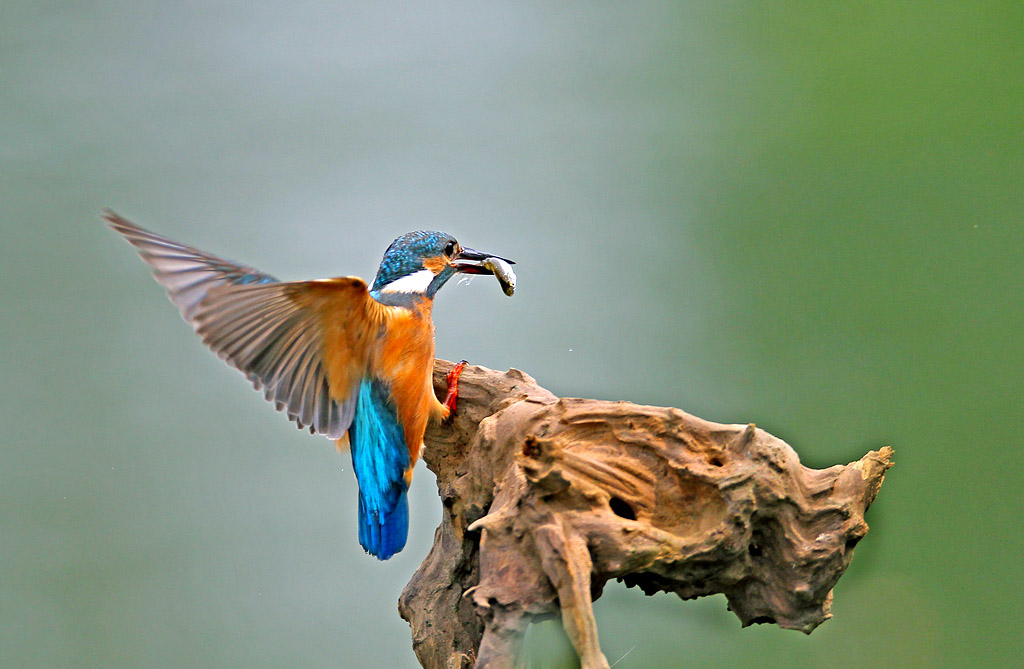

{"left": 443, "top": 360, "right": 468, "bottom": 417}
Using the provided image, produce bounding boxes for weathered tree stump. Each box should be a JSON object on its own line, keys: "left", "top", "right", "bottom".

{"left": 399, "top": 361, "right": 893, "bottom": 669}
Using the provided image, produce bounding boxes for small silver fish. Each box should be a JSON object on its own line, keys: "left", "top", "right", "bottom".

{"left": 483, "top": 256, "right": 516, "bottom": 296}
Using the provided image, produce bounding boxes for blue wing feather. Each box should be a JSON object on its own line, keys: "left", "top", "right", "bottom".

{"left": 348, "top": 378, "right": 410, "bottom": 560}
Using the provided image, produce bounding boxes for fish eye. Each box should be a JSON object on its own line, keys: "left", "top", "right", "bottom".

{"left": 444, "top": 240, "right": 456, "bottom": 256}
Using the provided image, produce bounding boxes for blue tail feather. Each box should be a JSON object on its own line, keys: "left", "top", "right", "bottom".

{"left": 349, "top": 378, "right": 410, "bottom": 560}
{"left": 357, "top": 488, "right": 408, "bottom": 560}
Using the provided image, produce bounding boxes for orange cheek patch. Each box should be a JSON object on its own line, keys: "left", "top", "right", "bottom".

{"left": 423, "top": 255, "right": 449, "bottom": 274}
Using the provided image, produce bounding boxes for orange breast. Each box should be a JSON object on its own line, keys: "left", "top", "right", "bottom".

{"left": 373, "top": 298, "right": 438, "bottom": 466}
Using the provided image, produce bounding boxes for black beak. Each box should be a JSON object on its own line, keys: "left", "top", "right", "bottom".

{"left": 451, "top": 247, "right": 515, "bottom": 274}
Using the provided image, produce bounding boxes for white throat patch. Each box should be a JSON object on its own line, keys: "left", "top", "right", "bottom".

{"left": 380, "top": 268, "right": 436, "bottom": 294}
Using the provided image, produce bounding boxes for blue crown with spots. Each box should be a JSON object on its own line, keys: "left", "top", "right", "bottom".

{"left": 371, "top": 230, "right": 457, "bottom": 291}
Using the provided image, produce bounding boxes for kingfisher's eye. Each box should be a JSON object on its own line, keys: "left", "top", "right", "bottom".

{"left": 444, "top": 241, "right": 456, "bottom": 256}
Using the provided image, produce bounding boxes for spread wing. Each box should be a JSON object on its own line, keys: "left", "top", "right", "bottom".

{"left": 105, "top": 210, "right": 278, "bottom": 321}
{"left": 106, "top": 211, "right": 382, "bottom": 439}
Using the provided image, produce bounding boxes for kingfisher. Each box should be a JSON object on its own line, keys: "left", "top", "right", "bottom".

{"left": 105, "top": 211, "right": 514, "bottom": 560}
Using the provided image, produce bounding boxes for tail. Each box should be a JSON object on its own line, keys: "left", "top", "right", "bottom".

{"left": 357, "top": 488, "right": 409, "bottom": 560}
{"left": 348, "top": 378, "right": 412, "bottom": 560}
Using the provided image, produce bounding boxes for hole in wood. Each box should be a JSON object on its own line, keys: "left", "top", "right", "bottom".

{"left": 522, "top": 435, "right": 541, "bottom": 458}
{"left": 608, "top": 496, "right": 636, "bottom": 520}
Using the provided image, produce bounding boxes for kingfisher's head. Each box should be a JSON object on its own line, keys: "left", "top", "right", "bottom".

{"left": 369, "top": 230, "right": 513, "bottom": 304}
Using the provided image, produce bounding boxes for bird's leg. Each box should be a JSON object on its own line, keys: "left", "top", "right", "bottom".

{"left": 442, "top": 360, "right": 468, "bottom": 417}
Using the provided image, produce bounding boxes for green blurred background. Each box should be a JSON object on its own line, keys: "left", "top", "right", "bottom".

{"left": 2, "top": 2, "right": 1021, "bottom": 667}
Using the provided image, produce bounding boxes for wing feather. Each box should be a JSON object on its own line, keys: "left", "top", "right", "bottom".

{"left": 107, "top": 211, "right": 380, "bottom": 439}
{"left": 105, "top": 210, "right": 277, "bottom": 321}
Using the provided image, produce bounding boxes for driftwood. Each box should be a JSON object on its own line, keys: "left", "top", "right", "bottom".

{"left": 399, "top": 360, "right": 893, "bottom": 669}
